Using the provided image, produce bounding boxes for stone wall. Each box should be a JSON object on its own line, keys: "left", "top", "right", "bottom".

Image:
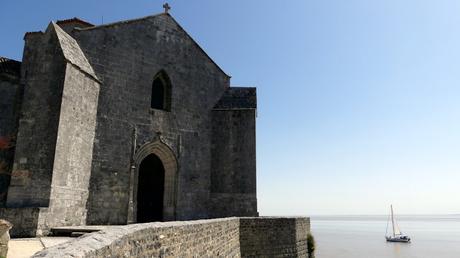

{"left": 210, "top": 109, "right": 257, "bottom": 217}
{"left": 240, "top": 217, "right": 309, "bottom": 257}
{"left": 0, "top": 68, "right": 22, "bottom": 206}
{"left": 33, "top": 218, "right": 241, "bottom": 258}
{"left": 70, "top": 13, "right": 234, "bottom": 224}
{"left": 1, "top": 27, "right": 101, "bottom": 235}
{"left": 6, "top": 31, "right": 67, "bottom": 207}
{"left": 0, "top": 207, "right": 42, "bottom": 237}
{"left": 32, "top": 217, "right": 310, "bottom": 258}
{"left": 44, "top": 63, "right": 99, "bottom": 230}
{"left": 1, "top": 12, "right": 258, "bottom": 233}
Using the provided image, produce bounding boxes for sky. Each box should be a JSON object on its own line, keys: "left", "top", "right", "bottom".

{"left": 2, "top": 0, "right": 460, "bottom": 215}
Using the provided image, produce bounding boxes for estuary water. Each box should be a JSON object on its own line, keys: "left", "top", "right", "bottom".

{"left": 311, "top": 215, "right": 460, "bottom": 258}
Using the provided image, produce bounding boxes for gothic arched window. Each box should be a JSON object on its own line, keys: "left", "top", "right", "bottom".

{"left": 151, "top": 70, "right": 171, "bottom": 111}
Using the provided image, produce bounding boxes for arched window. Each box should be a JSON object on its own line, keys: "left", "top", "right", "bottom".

{"left": 151, "top": 70, "right": 171, "bottom": 111}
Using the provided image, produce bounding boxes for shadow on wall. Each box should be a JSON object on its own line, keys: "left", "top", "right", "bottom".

{"left": 0, "top": 208, "right": 40, "bottom": 237}
{"left": 0, "top": 134, "right": 16, "bottom": 206}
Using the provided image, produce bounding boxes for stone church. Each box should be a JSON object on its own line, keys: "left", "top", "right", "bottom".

{"left": 0, "top": 11, "right": 257, "bottom": 236}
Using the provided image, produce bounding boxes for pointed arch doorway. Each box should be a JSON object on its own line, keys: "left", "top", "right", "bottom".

{"left": 137, "top": 154, "right": 165, "bottom": 222}
{"left": 128, "top": 140, "right": 178, "bottom": 223}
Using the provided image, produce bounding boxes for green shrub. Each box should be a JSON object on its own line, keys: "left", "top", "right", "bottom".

{"left": 307, "top": 232, "right": 316, "bottom": 258}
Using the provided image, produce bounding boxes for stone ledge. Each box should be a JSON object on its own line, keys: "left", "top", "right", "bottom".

{"left": 31, "top": 217, "right": 310, "bottom": 258}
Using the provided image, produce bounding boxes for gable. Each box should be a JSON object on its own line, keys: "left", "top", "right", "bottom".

{"left": 74, "top": 13, "right": 230, "bottom": 78}
{"left": 46, "top": 23, "right": 99, "bottom": 82}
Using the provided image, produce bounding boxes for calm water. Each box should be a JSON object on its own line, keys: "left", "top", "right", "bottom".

{"left": 311, "top": 215, "right": 460, "bottom": 258}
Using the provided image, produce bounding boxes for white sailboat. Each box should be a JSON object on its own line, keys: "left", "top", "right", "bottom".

{"left": 385, "top": 205, "right": 411, "bottom": 242}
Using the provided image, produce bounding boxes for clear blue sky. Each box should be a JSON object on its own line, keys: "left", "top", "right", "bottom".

{"left": 2, "top": 0, "right": 460, "bottom": 215}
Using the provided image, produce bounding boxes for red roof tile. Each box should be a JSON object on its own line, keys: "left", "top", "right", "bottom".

{"left": 56, "top": 17, "right": 94, "bottom": 27}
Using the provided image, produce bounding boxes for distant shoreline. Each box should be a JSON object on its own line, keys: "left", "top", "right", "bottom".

{"left": 309, "top": 214, "right": 460, "bottom": 221}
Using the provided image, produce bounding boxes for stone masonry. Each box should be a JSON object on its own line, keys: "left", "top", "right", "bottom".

{"left": 0, "top": 57, "right": 22, "bottom": 206}
{"left": 0, "top": 13, "right": 257, "bottom": 236}
{"left": 32, "top": 217, "right": 310, "bottom": 258}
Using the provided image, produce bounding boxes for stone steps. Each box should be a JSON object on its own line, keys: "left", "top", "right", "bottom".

{"left": 50, "top": 226, "right": 112, "bottom": 236}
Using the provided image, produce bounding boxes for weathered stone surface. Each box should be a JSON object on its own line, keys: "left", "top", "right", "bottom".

{"left": 31, "top": 217, "right": 310, "bottom": 258}
{"left": 1, "top": 24, "right": 100, "bottom": 236}
{"left": 50, "top": 23, "right": 99, "bottom": 81}
{"left": 240, "top": 217, "right": 310, "bottom": 257}
{"left": 210, "top": 109, "right": 257, "bottom": 217}
{"left": 213, "top": 87, "right": 257, "bottom": 110}
{"left": 71, "top": 13, "right": 235, "bottom": 224}
{"left": 0, "top": 208, "right": 44, "bottom": 237}
{"left": 0, "top": 58, "right": 22, "bottom": 206}
{"left": 1, "top": 12, "right": 257, "bottom": 236}
{"left": 6, "top": 28, "right": 68, "bottom": 207}
{"left": 0, "top": 219, "right": 12, "bottom": 257}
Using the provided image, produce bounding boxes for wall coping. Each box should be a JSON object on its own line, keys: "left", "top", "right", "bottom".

{"left": 32, "top": 216, "right": 310, "bottom": 258}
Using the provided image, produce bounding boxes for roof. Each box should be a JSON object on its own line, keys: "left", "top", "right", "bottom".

{"left": 74, "top": 13, "right": 230, "bottom": 78}
{"left": 168, "top": 14, "right": 231, "bottom": 78}
{"left": 48, "top": 23, "right": 99, "bottom": 82}
{"left": 0, "top": 57, "right": 21, "bottom": 77}
{"left": 214, "top": 87, "right": 257, "bottom": 110}
{"left": 56, "top": 17, "right": 94, "bottom": 28}
{"left": 24, "top": 31, "right": 43, "bottom": 38}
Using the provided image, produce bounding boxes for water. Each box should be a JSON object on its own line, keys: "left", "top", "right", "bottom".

{"left": 311, "top": 215, "right": 460, "bottom": 258}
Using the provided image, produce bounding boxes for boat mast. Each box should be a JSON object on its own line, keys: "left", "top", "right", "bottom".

{"left": 391, "top": 205, "right": 395, "bottom": 237}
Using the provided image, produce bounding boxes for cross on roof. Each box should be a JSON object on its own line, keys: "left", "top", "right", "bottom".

{"left": 163, "top": 3, "right": 171, "bottom": 14}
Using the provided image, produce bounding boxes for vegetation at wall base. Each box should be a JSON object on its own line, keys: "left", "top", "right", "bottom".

{"left": 307, "top": 232, "right": 316, "bottom": 258}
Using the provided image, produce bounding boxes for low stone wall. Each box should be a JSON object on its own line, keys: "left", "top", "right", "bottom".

{"left": 0, "top": 206, "right": 74, "bottom": 237}
{"left": 31, "top": 217, "right": 310, "bottom": 258}
{"left": 240, "top": 217, "right": 309, "bottom": 257}
{"left": 33, "top": 218, "right": 241, "bottom": 258}
{"left": 0, "top": 207, "right": 43, "bottom": 237}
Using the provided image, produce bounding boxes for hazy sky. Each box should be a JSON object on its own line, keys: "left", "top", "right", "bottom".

{"left": 2, "top": 0, "right": 460, "bottom": 215}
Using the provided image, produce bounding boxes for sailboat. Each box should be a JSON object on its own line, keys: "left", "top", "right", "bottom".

{"left": 385, "top": 205, "right": 411, "bottom": 242}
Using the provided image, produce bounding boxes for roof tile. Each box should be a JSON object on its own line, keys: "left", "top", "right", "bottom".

{"left": 56, "top": 17, "right": 94, "bottom": 28}
{"left": 0, "top": 57, "right": 21, "bottom": 77}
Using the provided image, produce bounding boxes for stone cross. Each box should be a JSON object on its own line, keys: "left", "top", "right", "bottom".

{"left": 163, "top": 3, "right": 171, "bottom": 14}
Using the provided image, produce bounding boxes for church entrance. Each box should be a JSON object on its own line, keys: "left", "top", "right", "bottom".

{"left": 137, "top": 154, "right": 165, "bottom": 223}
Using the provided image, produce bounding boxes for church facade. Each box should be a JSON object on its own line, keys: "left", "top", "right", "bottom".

{"left": 0, "top": 12, "right": 257, "bottom": 236}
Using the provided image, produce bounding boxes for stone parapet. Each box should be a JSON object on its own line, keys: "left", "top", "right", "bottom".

{"left": 240, "top": 217, "right": 310, "bottom": 257}
{"left": 31, "top": 217, "right": 310, "bottom": 258}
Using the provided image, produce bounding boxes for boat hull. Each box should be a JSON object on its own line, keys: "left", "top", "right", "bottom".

{"left": 385, "top": 205, "right": 411, "bottom": 243}
{"left": 386, "top": 236, "right": 411, "bottom": 243}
